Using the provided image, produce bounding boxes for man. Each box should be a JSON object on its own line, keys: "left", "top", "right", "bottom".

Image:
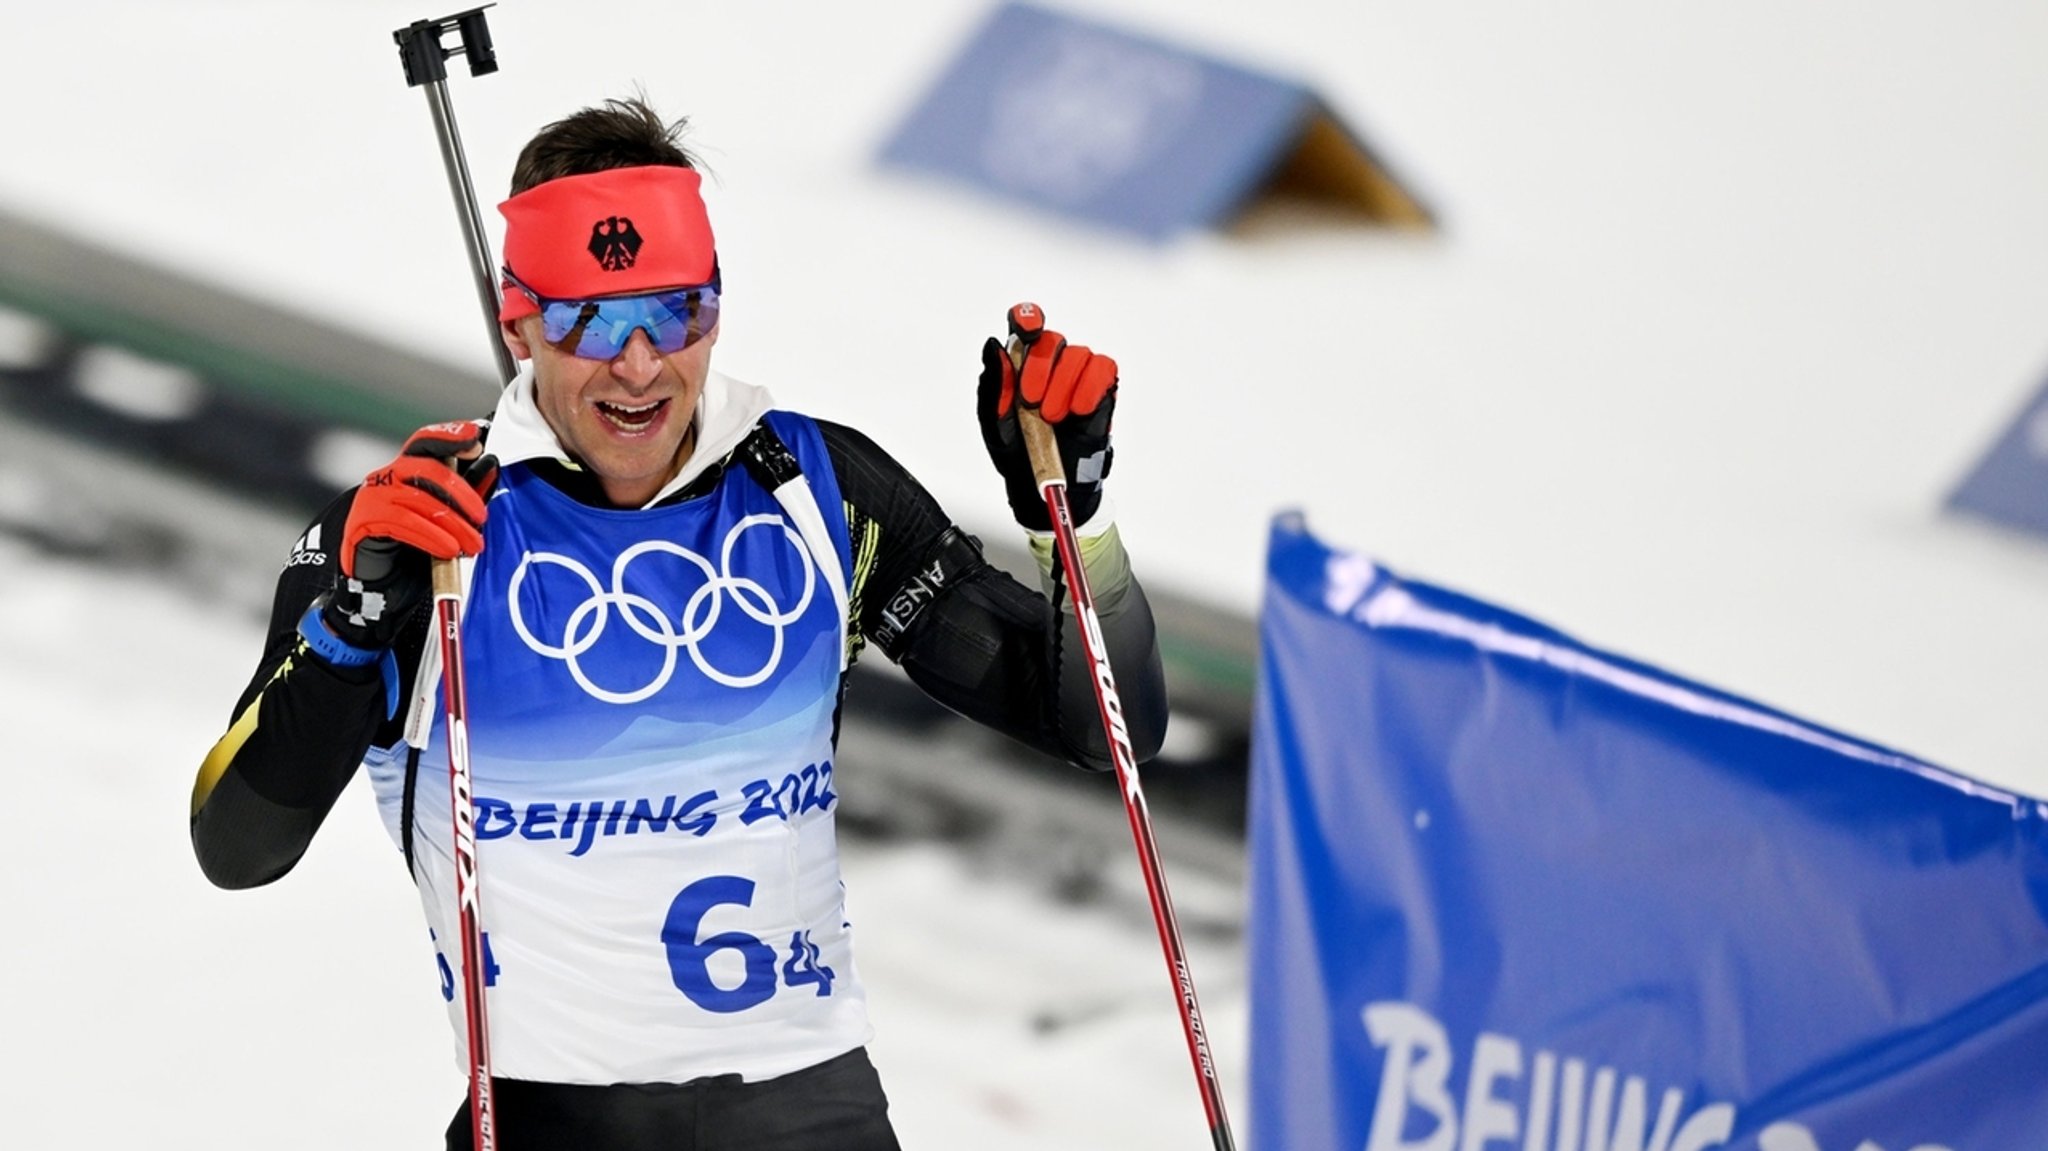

{"left": 189, "top": 97, "right": 1167, "bottom": 1149}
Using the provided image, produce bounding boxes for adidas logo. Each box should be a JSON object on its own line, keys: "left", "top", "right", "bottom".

{"left": 284, "top": 524, "right": 328, "bottom": 570}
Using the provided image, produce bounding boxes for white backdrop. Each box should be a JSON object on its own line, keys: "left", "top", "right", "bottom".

{"left": 6, "top": 0, "right": 2045, "bottom": 785}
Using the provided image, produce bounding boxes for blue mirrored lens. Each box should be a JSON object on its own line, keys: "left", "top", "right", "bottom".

{"left": 539, "top": 285, "right": 721, "bottom": 359}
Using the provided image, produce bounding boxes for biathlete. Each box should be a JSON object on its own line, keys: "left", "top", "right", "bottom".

{"left": 190, "top": 96, "right": 1168, "bottom": 1150}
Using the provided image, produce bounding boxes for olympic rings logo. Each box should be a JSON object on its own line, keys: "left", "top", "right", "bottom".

{"left": 507, "top": 514, "right": 817, "bottom": 704}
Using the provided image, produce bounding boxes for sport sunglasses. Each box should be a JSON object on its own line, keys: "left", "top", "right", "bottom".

{"left": 502, "top": 264, "right": 722, "bottom": 360}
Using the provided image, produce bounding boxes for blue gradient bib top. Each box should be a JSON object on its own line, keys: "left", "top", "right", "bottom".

{"left": 368, "top": 412, "right": 872, "bottom": 1085}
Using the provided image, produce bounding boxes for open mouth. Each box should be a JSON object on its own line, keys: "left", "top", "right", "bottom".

{"left": 595, "top": 398, "right": 668, "bottom": 432}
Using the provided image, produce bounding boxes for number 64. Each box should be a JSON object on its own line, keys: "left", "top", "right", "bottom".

{"left": 662, "top": 875, "right": 834, "bottom": 1012}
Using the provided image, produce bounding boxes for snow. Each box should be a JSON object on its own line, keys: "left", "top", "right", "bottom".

{"left": 4, "top": 1, "right": 2042, "bottom": 789}
{"left": 4, "top": 0, "right": 2048, "bottom": 1144}
{"left": 0, "top": 532, "right": 1248, "bottom": 1147}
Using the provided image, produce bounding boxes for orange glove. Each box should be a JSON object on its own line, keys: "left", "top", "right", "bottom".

{"left": 323, "top": 420, "right": 496, "bottom": 649}
{"left": 976, "top": 303, "right": 1118, "bottom": 530}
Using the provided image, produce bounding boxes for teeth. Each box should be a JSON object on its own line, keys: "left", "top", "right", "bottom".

{"left": 596, "top": 398, "right": 666, "bottom": 433}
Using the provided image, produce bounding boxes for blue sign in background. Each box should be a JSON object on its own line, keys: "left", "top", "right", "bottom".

{"left": 1950, "top": 371, "right": 2048, "bottom": 541}
{"left": 878, "top": 2, "right": 1322, "bottom": 240}
{"left": 1248, "top": 513, "right": 2048, "bottom": 1151}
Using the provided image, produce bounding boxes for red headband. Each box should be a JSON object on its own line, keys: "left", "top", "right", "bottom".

{"left": 498, "top": 165, "right": 716, "bottom": 321}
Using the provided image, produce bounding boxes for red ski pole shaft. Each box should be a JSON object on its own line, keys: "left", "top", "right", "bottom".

{"left": 1007, "top": 311, "right": 1236, "bottom": 1151}
{"left": 392, "top": 11, "right": 506, "bottom": 1147}
{"left": 432, "top": 557, "right": 496, "bottom": 1151}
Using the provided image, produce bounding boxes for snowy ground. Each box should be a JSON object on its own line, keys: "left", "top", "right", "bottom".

{"left": 4, "top": 0, "right": 2046, "bottom": 793}
{"left": 0, "top": 529, "right": 1248, "bottom": 1148}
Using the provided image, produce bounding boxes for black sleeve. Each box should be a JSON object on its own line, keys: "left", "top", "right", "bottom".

{"left": 818, "top": 419, "right": 1167, "bottom": 770}
{"left": 189, "top": 491, "right": 423, "bottom": 889}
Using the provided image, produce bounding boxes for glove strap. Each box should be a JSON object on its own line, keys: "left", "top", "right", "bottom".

{"left": 299, "top": 604, "right": 380, "bottom": 666}
{"left": 298, "top": 605, "right": 404, "bottom": 720}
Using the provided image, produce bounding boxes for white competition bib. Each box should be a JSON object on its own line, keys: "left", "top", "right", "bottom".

{"left": 365, "top": 413, "right": 867, "bottom": 1084}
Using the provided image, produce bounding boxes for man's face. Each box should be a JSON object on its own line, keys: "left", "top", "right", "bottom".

{"left": 502, "top": 313, "right": 718, "bottom": 508}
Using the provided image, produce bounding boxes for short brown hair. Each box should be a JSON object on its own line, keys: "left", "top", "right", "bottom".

{"left": 510, "top": 96, "right": 700, "bottom": 195}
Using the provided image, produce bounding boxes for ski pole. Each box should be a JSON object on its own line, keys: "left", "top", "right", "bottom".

{"left": 1005, "top": 303, "right": 1237, "bottom": 1151}
{"left": 396, "top": 5, "right": 516, "bottom": 387}
{"left": 392, "top": 9, "right": 508, "bottom": 1149}
{"left": 431, "top": 557, "right": 494, "bottom": 1151}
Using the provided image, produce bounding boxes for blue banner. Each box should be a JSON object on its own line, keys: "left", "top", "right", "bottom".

{"left": 1247, "top": 514, "right": 2048, "bottom": 1151}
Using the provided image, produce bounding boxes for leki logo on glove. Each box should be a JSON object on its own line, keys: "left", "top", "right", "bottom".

{"left": 588, "top": 216, "right": 643, "bottom": 271}
{"left": 508, "top": 515, "right": 816, "bottom": 704}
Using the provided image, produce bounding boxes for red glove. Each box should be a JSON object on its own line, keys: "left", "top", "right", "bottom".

{"left": 320, "top": 421, "right": 496, "bottom": 651}
{"left": 990, "top": 302, "right": 1119, "bottom": 423}
{"left": 340, "top": 420, "right": 496, "bottom": 579}
{"left": 977, "top": 303, "right": 1119, "bottom": 530}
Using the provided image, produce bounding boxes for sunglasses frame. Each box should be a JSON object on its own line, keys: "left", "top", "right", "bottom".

{"left": 501, "top": 262, "right": 723, "bottom": 360}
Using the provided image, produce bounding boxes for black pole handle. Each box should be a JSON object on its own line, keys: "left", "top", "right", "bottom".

{"left": 393, "top": 5, "right": 518, "bottom": 387}
{"left": 395, "top": 5, "right": 500, "bottom": 88}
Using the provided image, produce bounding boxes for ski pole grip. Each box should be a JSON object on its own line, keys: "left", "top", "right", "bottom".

{"left": 431, "top": 455, "right": 470, "bottom": 598}
{"left": 394, "top": 6, "right": 500, "bottom": 87}
{"left": 1004, "top": 303, "right": 1066, "bottom": 490}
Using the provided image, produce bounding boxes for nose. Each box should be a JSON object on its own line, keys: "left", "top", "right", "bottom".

{"left": 609, "top": 328, "right": 663, "bottom": 387}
